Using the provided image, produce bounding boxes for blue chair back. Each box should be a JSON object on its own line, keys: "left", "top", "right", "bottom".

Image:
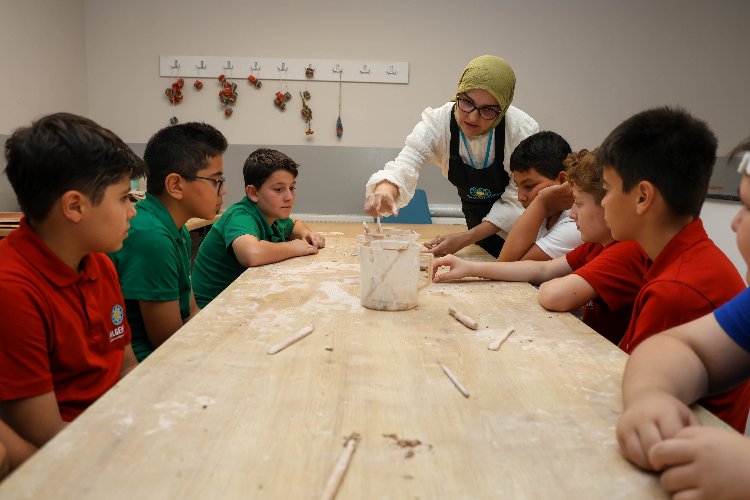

{"left": 380, "top": 189, "right": 432, "bottom": 224}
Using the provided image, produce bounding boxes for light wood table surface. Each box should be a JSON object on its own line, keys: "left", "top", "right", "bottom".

{"left": 0, "top": 212, "right": 21, "bottom": 238}
{"left": 0, "top": 222, "right": 724, "bottom": 499}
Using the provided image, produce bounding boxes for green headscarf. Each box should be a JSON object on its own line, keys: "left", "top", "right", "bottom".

{"left": 454, "top": 55, "right": 516, "bottom": 130}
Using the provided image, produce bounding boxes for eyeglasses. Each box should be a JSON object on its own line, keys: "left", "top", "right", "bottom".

{"left": 456, "top": 96, "right": 502, "bottom": 121}
{"left": 182, "top": 175, "right": 227, "bottom": 195}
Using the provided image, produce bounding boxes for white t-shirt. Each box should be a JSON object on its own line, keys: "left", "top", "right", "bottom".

{"left": 535, "top": 210, "right": 582, "bottom": 258}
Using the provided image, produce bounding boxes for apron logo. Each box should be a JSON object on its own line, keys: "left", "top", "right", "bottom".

{"left": 467, "top": 187, "right": 497, "bottom": 200}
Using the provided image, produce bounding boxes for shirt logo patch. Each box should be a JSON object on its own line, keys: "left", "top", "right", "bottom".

{"left": 111, "top": 304, "right": 124, "bottom": 326}
{"left": 467, "top": 187, "right": 497, "bottom": 200}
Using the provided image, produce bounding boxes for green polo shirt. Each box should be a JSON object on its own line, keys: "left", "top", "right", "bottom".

{"left": 109, "top": 193, "right": 191, "bottom": 361}
{"left": 192, "top": 196, "right": 294, "bottom": 308}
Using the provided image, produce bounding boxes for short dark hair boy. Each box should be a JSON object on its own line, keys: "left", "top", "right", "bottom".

{"left": 500, "top": 131, "right": 579, "bottom": 261}
{"left": 110, "top": 122, "right": 228, "bottom": 362}
{"left": 0, "top": 112, "right": 146, "bottom": 447}
{"left": 192, "top": 148, "right": 325, "bottom": 307}
{"left": 599, "top": 106, "right": 750, "bottom": 431}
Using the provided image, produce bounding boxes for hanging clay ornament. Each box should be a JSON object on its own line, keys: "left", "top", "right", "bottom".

{"left": 336, "top": 70, "right": 343, "bottom": 138}
{"left": 194, "top": 80, "right": 203, "bottom": 90}
{"left": 274, "top": 91, "right": 287, "bottom": 111}
{"left": 218, "top": 75, "right": 238, "bottom": 117}
{"left": 165, "top": 78, "right": 184, "bottom": 104}
{"left": 300, "top": 91, "right": 313, "bottom": 136}
{"left": 247, "top": 75, "right": 262, "bottom": 88}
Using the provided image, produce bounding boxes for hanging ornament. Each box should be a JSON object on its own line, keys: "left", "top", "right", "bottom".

{"left": 165, "top": 78, "right": 184, "bottom": 105}
{"left": 247, "top": 74, "right": 262, "bottom": 88}
{"left": 274, "top": 91, "right": 289, "bottom": 110}
{"left": 300, "top": 91, "right": 313, "bottom": 135}
{"left": 305, "top": 64, "right": 315, "bottom": 79}
{"left": 164, "top": 60, "right": 183, "bottom": 125}
{"left": 336, "top": 68, "right": 344, "bottom": 138}
{"left": 218, "top": 74, "right": 238, "bottom": 118}
{"left": 274, "top": 65, "right": 292, "bottom": 111}
{"left": 164, "top": 76, "right": 184, "bottom": 125}
{"left": 248, "top": 62, "right": 262, "bottom": 89}
{"left": 194, "top": 60, "right": 205, "bottom": 90}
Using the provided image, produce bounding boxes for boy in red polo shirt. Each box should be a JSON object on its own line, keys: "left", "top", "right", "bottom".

{"left": 598, "top": 106, "right": 750, "bottom": 432}
{"left": 433, "top": 149, "right": 650, "bottom": 345}
{"left": 0, "top": 113, "right": 147, "bottom": 449}
{"left": 616, "top": 137, "right": 750, "bottom": 500}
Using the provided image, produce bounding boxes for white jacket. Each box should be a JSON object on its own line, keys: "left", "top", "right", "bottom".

{"left": 366, "top": 102, "right": 539, "bottom": 236}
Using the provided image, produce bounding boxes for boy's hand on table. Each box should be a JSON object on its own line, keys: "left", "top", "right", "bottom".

{"left": 425, "top": 232, "right": 471, "bottom": 256}
{"left": 432, "top": 254, "right": 472, "bottom": 282}
{"left": 649, "top": 426, "right": 750, "bottom": 500}
{"left": 289, "top": 238, "right": 319, "bottom": 256}
{"left": 536, "top": 183, "right": 574, "bottom": 216}
{"left": 616, "top": 391, "right": 699, "bottom": 470}
{"left": 303, "top": 231, "right": 326, "bottom": 249}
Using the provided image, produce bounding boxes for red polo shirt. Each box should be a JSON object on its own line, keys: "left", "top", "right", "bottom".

{"left": 619, "top": 219, "right": 750, "bottom": 431}
{"left": 0, "top": 219, "right": 130, "bottom": 421}
{"left": 566, "top": 240, "right": 650, "bottom": 345}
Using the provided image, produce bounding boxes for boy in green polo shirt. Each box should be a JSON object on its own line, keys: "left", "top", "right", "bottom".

{"left": 109, "top": 122, "right": 228, "bottom": 361}
{"left": 192, "top": 148, "right": 325, "bottom": 308}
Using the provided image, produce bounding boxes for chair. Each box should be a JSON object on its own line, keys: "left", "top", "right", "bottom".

{"left": 380, "top": 189, "right": 432, "bottom": 224}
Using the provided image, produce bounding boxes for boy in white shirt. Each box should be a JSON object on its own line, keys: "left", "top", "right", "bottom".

{"left": 499, "top": 131, "right": 582, "bottom": 261}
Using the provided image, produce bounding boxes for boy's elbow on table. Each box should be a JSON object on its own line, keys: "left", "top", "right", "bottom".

{"left": 537, "top": 282, "right": 573, "bottom": 312}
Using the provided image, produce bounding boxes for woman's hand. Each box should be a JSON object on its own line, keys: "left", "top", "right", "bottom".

{"left": 364, "top": 181, "right": 399, "bottom": 217}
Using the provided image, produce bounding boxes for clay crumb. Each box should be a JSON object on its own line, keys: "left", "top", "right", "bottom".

{"left": 202, "top": 405, "right": 208, "bottom": 409}
{"left": 382, "top": 433, "right": 424, "bottom": 458}
{"left": 324, "top": 345, "right": 334, "bottom": 351}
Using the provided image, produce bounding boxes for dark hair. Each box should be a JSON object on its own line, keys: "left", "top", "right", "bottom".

{"left": 243, "top": 148, "right": 299, "bottom": 188}
{"left": 565, "top": 149, "right": 603, "bottom": 203}
{"left": 597, "top": 107, "right": 717, "bottom": 218}
{"left": 4, "top": 112, "right": 147, "bottom": 222}
{"left": 730, "top": 136, "right": 750, "bottom": 161}
{"left": 144, "top": 122, "right": 228, "bottom": 195}
{"left": 509, "top": 131, "right": 572, "bottom": 179}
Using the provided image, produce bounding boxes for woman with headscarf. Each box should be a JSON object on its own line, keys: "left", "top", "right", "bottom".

{"left": 364, "top": 55, "right": 539, "bottom": 257}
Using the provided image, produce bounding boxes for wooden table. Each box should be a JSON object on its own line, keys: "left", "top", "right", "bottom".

{"left": 0, "top": 212, "right": 21, "bottom": 238}
{"left": 0, "top": 222, "right": 725, "bottom": 499}
{"left": 185, "top": 211, "right": 225, "bottom": 232}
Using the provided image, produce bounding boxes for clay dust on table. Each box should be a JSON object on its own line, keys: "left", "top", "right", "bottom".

{"left": 382, "top": 433, "right": 430, "bottom": 459}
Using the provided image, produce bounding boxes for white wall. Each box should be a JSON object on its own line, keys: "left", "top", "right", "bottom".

{"left": 0, "top": 0, "right": 88, "bottom": 210}
{"left": 82, "top": 0, "right": 750, "bottom": 152}
{"left": 1, "top": 0, "right": 749, "bottom": 274}
{"left": 0, "top": 0, "right": 88, "bottom": 134}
